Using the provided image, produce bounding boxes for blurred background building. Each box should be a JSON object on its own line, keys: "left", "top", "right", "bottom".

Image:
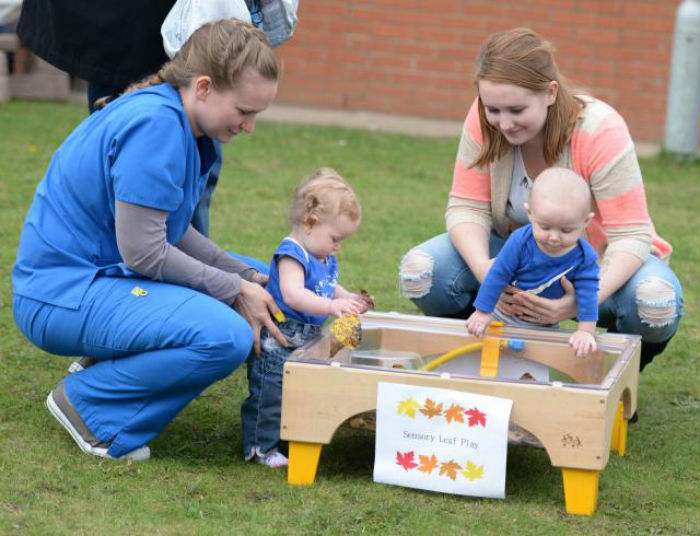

{"left": 272, "top": 1, "right": 689, "bottom": 145}
{"left": 2, "top": 1, "right": 698, "bottom": 148}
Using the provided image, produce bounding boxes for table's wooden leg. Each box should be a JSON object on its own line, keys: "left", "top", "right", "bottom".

{"left": 610, "top": 401, "right": 628, "bottom": 455}
{"left": 288, "top": 441, "right": 323, "bottom": 485}
{"left": 561, "top": 468, "right": 600, "bottom": 515}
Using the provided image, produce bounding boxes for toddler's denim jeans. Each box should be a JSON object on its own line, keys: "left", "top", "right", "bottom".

{"left": 241, "top": 318, "right": 322, "bottom": 459}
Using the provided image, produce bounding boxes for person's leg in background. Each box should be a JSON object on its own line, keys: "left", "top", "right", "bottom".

{"left": 87, "top": 81, "right": 126, "bottom": 113}
{"left": 399, "top": 232, "right": 506, "bottom": 318}
{"left": 13, "top": 276, "right": 253, "bottom": 458}
{"left": 598, "top": 255, "right": 684, "bottom": 371}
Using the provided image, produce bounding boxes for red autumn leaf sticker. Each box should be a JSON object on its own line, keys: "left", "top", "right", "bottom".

{"left": 439, "top": 459, "right": 462, "bottom": 481}
{"left": 395, "top": 450, "right": 418, "bottom": 471}
{"left": 418, "top": 454, "right": 439, "bottom": 474}
{"left": 420, "top": 398, "right": 443, "bottom": 418}
{"left": 465, "top": 407, "right": 487, "bottom": 427}
{"left": 444, "top": 403, "right": 466, "bottom": 424}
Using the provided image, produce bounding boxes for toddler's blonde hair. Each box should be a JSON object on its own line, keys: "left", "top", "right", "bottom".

{"left": 290, "top": 168, "right": 361, "bottom": 228}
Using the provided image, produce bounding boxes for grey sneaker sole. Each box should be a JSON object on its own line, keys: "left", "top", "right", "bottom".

{"left": 46, "top": 390, "right": 150, "bottom": 461}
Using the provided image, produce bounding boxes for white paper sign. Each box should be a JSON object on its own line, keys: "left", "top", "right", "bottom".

{"left": 373, "top": 382, "right": 512, "bottom": 499}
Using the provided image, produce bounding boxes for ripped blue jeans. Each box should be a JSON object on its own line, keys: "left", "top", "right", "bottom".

{"left": 240, "top": 319, "right": 321, "bottom": 459}
{"left": 399, "top": 232, "right": 684, "bottom": 344}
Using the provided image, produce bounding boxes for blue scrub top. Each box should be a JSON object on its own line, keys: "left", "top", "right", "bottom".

{"left": 12, "top": 83, "right": 218, "bottom": 309}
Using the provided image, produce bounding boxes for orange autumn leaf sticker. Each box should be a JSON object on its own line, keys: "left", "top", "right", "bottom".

{"left": 439, "top": 459, "right": 462, "bottom": 481}
{"left": 419, "top": 398, "right": 443, "bottom": 419}
{"left": 444, "top": 403, "right": 466, "bottom": 424}
{"left": 418, "top": 454, "right": 438, "bottom": 474}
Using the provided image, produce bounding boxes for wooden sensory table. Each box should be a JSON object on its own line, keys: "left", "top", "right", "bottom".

{"left": 280, "top": 312, "right": 640, "bottom": 515}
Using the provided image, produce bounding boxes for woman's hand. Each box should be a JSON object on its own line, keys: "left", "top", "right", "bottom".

{"left": 494, "top": 284, "right": 520, "bottom": 317}
{"left": 502, "top": 277, "right": 578, "bottom": 324}
{"left": 233, "top": 280, "right": 287, "bottom": 355}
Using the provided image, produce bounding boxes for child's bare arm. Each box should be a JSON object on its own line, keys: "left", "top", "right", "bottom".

{"left": 278, "top": 258, "right": 363, "bottom": 316}
{"left": 569, "top": 320, "right": 597, "bottom": 358}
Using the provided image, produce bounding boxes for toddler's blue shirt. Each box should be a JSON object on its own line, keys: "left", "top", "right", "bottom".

{"left": 267, "top": 238, "right": 339, "bottom": 325}
{"left": 473, "top": 225, "right": 599, "bottom": 321}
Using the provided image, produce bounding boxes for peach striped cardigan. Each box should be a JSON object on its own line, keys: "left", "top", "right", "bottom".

{"left": 447, "top": 96, "right": 672, "bottom": 261}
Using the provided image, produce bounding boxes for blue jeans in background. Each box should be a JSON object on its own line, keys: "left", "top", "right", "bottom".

{"left": 399, "top": 232, "right": 684, "bottom": 369}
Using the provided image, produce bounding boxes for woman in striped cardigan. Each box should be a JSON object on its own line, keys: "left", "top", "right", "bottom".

{"left": 399, "top": 28, "right": 683, "bottom": 371}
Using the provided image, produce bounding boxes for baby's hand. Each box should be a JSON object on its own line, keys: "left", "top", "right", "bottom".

{"left": 329, "top": 298, "right": 365, "bottom": 317}
{"left": 569, "top": 330, "right": 597, "bottom": 358}
{"left": 466, "top": 310, "right": 492, "bottom": 338}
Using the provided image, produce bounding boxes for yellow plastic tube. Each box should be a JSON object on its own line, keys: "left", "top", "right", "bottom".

{"left": 419, "top": 343, "right": 484, "bottom": 372}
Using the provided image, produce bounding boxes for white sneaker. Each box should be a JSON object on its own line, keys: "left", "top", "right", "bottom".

{"left": 255, "top": 449, "right": 288, "bottom": 468}
{"left": 68, "top": 357, "right": 97, "bottom": 373}
{"left": 46, "top": 381, "right": 150, "bottom": 461}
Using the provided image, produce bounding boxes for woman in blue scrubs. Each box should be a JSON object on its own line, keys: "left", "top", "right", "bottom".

{"left": 12, "top": 19, "right": 287, "bottom": 460}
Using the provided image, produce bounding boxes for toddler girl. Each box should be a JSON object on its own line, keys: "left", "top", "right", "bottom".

{"left": 241, "top": 168, "right": 372, "bottom": 468}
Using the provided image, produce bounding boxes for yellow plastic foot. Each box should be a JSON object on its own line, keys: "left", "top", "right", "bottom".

{"left": 562, "top": 468, "right": 600, "bottom": 515}
{"left": 610, "top": 401, "right": 628, "bottom": 455}
{"left": 480, "top": 322, "right": 503, "bottom": 378}
{"left": 287, "top": 441, "right": 323, "bottom": 485}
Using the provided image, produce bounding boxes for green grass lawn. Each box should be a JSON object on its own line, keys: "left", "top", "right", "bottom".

{"left": 0, "top": 100, "right": 698, "bottom": 535}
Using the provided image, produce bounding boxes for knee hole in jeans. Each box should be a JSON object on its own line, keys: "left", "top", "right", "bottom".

{"left": 635, "top": 277, "right": 677, "bottom": 328}
{"left": 399, "top": 249, "right": 434, "bottom": 299}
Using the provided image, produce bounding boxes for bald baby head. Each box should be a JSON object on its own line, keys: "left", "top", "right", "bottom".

{"left": 529, "top": 167, "right": 591, "bottom": 219}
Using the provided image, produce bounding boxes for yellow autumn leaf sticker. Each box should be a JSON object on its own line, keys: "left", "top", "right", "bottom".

{"left": 396, "top": 398, "right": 420, "bottom": 418}
{"left": 461, "top": 460, "right": 484, "bottom": 481}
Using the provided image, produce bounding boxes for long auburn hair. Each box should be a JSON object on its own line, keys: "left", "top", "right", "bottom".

{"left": 471, "top": 28, "right": 583, "bottom": 168}
{"left": 96, "top": 19, "right": 278, "bottom": 110}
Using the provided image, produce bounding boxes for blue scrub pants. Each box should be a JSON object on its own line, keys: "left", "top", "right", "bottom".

{"left": 13, "top": 254, "right": 269, "bottom": 458}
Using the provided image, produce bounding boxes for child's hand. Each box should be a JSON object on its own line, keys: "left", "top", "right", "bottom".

{"left": 346, "top": 292, "right": 373, "bottom": 314}
{"left": 329, "top": 298, "right": 365, "bottom": 317}
{"left": 569, "top": 330, "right": 597, "bottom": 358}
{"left": 466, "top": 310, "right": 492, "bottom": 338}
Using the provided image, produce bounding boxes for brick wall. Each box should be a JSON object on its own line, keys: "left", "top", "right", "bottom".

{"left": 274, "top": 0, "right": 679, "bottom": 143}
